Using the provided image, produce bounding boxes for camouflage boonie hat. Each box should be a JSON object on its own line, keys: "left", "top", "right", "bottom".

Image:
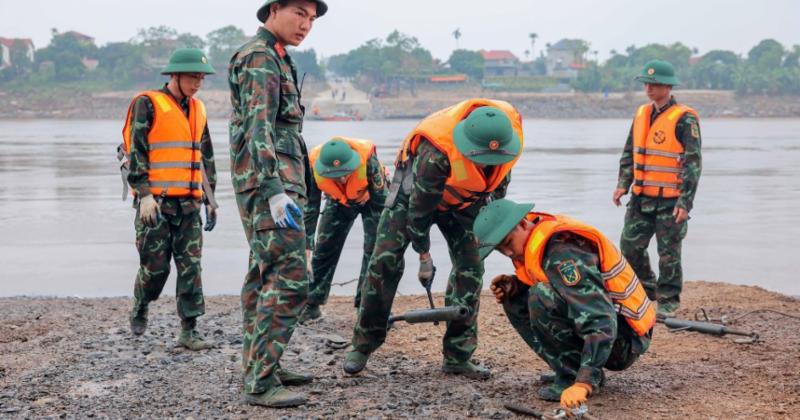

{"left": 473, "top": 198, "right": 535, "bottom": 260}
{"left": 161, "top": 48, "right": 215, "bottom": 75}
{"left": 257, "top": 0, "right": 328, "bottom": 22}
{"left": 634, "top": 59, "right": 680, "bottom": 86}
{"left": 453, "top": 106, "right": 521, "bottom": 166}
{"left": 315, "top": 138, "right": 360, "bottom": 178}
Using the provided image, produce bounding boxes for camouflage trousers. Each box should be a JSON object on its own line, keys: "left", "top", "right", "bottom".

{"left": 620, "top": 196, "right": 689, "bottom": 306}
{"left": 236, "top": 188, "right": 308, "bottom": 394}
{"left": 351, "top": 195, "right": 484, "bottom": 364}
{"left": 132, "top": 206, "right": 205, "bottom": 331}
{"left": 309, "top": 199, "right": 383, "bottom": 308}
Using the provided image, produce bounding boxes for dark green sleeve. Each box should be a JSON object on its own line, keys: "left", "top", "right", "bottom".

{"left": 617, "top": 121, "right": 635, "bottom": 190}
{"left": 675, "top": 113, "right": 702, "bottom": 212}
{"left": 367, "top": 152, "right": 388, "bottom": 206}
{"left": 200, "top": 123, "right": 216, "bottom": 195}
{"left": 408, "top": 140, "right": 450, "bottom": 254}
{"left": 303, "top": 171, "right": 322, "bottom": 251}
{"left": 126, "top": 96, "right": 155, "bottom": 198}
{"left": 544, "top": 236, "right": 617, "bottom": 390}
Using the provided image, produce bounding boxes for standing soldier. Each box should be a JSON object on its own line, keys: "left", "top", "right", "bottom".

{"left": 343, "top": 99, "right": 524, "bottom": 379}
{"left": 613, "top": 60, "right": 702, "bottom": 318}
{"left": 228, "top": 0, "right": 327, "bottom": 408}
{"left": 121, "top": 48, "right": 218, "bottom": 350}
{"left": 473, "top": 199, "right": 655, "bottom": 407}
{"left": 300, "top": 137, "right": 388, "bottom": 322}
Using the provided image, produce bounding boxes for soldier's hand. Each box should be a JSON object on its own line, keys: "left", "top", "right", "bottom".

{"left": 560, "top": 383, "right": 591, "bottom": 409}
{"left": 673, "top": 206, "right": 690, "bottom": 224}
{"left": 490, "top": 274, "right": 517, "bottom": 303}
{"left": 268, "top": 193, "right": 302, "bottom": 231}
{"left": 612, "top": 188, "right": 627, "bottom": 207}
{"left": 204, "top": 206, "right": 217, "bottom": 232}
{"left": 139, "top": 195, "right": 160, "bottom": 227}
{"left": 418, "top": 252, "right": 435, "bottom": 288}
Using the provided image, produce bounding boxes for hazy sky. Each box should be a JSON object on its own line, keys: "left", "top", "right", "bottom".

{"left": 2, "top": 0, "right": 798, "bottom": 62}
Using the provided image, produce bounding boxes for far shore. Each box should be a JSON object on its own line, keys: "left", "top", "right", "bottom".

{"left": 1, "top": 88, "right": 799, "bottom": 120}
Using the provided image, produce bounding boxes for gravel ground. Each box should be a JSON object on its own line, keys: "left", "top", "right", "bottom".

{"left": 1, "top": 281, "right": 798, "bottom": 419}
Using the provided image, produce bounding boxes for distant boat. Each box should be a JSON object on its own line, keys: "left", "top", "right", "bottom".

{"left": 309, "top": 111, "right": 364, "bottom": 122}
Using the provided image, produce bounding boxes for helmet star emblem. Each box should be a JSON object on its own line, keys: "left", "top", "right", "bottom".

{"left": 488, "top": 140, "right": 500, "bottom": 150}
{"left": 647, "top": 68, "right": 655, "bottom": 75}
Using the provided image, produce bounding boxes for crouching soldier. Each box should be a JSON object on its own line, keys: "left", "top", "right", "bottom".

{"left": 473, "top": 199, "right": 655, "bottom": 408}
{"left": 301, "top": 137, "right": 388, "bottom": 321}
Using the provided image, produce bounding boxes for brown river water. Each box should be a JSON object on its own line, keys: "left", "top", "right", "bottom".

{"left": 0, "top": 118, "right": 798, "bottom": 297}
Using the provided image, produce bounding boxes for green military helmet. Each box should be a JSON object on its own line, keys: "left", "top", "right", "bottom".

{"left": 160, "top": 48, "right": 216, "bottom": 75}
{"left": 473, "top": 198, "right": 535, "bottom": 260}
{"left": 258, "top": 0, "right": 328, "bottom": 22}
{"left": 634, "top": 59, "right": 680, "bottom": 86}
{"left": 453, "top": 106, "right": 522, "bottom": 166}
{"left": 315, "top": 138, "right": 360, "bottom": 178}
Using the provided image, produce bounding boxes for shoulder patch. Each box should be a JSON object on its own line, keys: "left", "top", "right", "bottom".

{"left": 373, "top": 172, "right": 385, "bottom": 188}
{"left": 557, "top": 259, "right": 581, "bottom": 286}
{"left": 690, "top": 121, "right": 700, "bottom": 139}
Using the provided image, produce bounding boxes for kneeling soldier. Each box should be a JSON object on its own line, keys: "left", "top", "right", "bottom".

{"left": 301, "top": 137, "right": 388, "bottom": 321}
{"left": 474, "top": 199, "right": 655, "bottom": 408}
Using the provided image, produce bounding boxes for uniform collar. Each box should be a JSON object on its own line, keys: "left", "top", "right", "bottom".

{"left": 257, "top": 27, "right": 287, "bottom": 58}
{"left": 160, "top": 84, "right": 190, "bottom": 109}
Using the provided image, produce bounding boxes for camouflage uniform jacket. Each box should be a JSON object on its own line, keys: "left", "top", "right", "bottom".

{"left": 228, "top": 27, "right": 309, "bottom": 203}
{"left": 535, "top": 231, "right": 651, "bottom": 385}
{"left": 617, "top": 96, "right": 702, "bottom": 212}
{"left": 304, "top": 152, "right": 388, "bottom": 250}
{"left": 407, "top": 140, "right": 510, "bottom": 254}
{"left": 126, "top": 85, "right": 217, "bottom": 215}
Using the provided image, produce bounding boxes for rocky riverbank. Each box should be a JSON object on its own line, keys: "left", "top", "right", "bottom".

{"left": 1, "top": 281, "right": 798, "bottom": 418}
{"left": 1, "top": 88, "right": 799, "bottom": 119}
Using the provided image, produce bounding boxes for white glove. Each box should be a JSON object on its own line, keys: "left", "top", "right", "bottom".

{"left": 139, "top": 195, "right": 161, "bottom": 227}
{"left": 268, "top": 193, "right": 302, "bottom": 231}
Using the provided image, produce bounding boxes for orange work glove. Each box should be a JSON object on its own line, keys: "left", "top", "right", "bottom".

{"left": 560, "top": 382, "right": 592, "bottom": 409}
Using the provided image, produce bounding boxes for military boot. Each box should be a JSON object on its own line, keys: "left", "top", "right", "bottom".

{"left": 298, "top": 304, "right": 322, "bottom": 323}
{"left": 129, "top": 305, "right": 148, "bottom": 336}
{"left": 539, "top": 372, "right": 556, "bottom": 383}
{"left": 178, "top": 329, "right": 214, "bottom": 351}
{"left": 243, "top": 387, "right": 307, "bottom": 408}
{"left": 343, "top": 350, "right": 369, "bottom": 374}
{"left": 276, "top": 365, "right": 314, "bottom": 386}
{"left": 657, "top": 301, "right": 680, "bottom": 318}
{"left": 442, "top": 360, "right": 491, "bottom": 380}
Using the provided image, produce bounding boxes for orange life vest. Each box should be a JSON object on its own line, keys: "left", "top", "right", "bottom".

{"left": 512, "top": 212, "right": 656, "bottom": 336}
{"left": 397, "top": 98, "right": 524, "bottom": 211}
{"left": 309, "top": 137, "right": 376, "bottom": 206}
{"left": 122, "top": 91, "right": 206, "bottom": 199}
{"left": 632, "top": 103, "right": 698, "bottom": 198}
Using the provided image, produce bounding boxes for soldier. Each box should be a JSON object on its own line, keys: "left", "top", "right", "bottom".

{"left": 612, "top": 59, "right": 702, "bottom": 317}
{"left": 121, "top": 48, "right": 217, "bottom": 350}
{"left": 228, "top": 0, "right": 327, "bottom": 408}
{"left": 300, "top": 137, "right": 388, "bottom": 322}
{"left": 473, "top": 198, "right": 655, "bottom": 408}
{"left": 343, "top": 99, "right": 524, "bottom": 379}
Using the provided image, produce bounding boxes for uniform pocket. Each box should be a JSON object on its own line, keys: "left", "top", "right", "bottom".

{"left": 274, "top": 135, "right": 307, "bottom": 198}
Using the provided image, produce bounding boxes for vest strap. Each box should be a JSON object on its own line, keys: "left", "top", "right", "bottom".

{"left": 634, "top": 163, "right": 682, "bottom": 174}
{"left": 150, "top": 181, "right": 201, "bottom": 190}
{"left": 618, "top": 298, "right": 653, "bottom": 321}
{"left": 634, "top": 147, "right": 681, "bottom": 159}
{"left": 634, "top": 180, "right": 681, "bottom": 188}
{"left": 149, "top": 141, "right": 200, "bottom": 151}
{"left": 150, "top": 161, "right": 202, "bottom": 170}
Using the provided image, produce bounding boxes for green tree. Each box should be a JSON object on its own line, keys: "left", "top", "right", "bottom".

{"left": 176, "top": 33, "right": 205, "bottom": 50}
{"left": 35, "top": 29, "right": 98, "bottom": 82}
{"left": 291, "top": 49, "right": 323, "bottom": 79}
{"left": 206, "top": 25, "right": 247, "bottom": 70}
{"left": 447, "top": 49, "right": 484, "bottom": 81}
{"left": 134, "top": 25, "right": 179, "bottom": 60}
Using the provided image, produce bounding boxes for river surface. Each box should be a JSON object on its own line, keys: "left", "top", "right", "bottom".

{"left": 0, "top": 118, "right": 798, "bottom": 298}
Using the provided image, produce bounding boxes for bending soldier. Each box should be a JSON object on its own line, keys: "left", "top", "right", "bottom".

{"left": 343, "top": 99, "right": 524, "bottom": 379}
{"left": 474, "top": 199, "right": 655, "bottom": 408}
{"left": 228, "top": 0, "right": 327, "bottom": 408}
{"left": 301, "top": 137, "right": 388, "bottom": 322}
{"left": 613, "top": 60, "right": 703, "bottom": 317}
{"left": 122, "top": 48, "right": 217, "bottom": 351}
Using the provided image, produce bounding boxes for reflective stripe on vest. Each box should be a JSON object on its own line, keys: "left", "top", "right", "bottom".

{"left": 632, "top": 103, "right": 698, "bottom": 198}
{"left": 396, "top": 98, "right": 523, "bottom": 211}
{"left": 309, "top": 137, "right": 378, "bottom": 206}
{"left": 121, "top": 91, "right": 206, "bottom": 199}
{"left": 512, "top": 213, "right": 656, "bottom": 336}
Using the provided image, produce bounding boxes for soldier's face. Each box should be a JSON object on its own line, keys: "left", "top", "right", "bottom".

{"left": 174, "top": 73, "right": 205, "bottom": 98}
{"left": 269, "top": 0, "right": 318, "bottom": 46}
{"left": 645, "top": 83, "right": 671, "bottom": 103}
{"left": 497, "top": 219, "right": 534, "bottom": 261}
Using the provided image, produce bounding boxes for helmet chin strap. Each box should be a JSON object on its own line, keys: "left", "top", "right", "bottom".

{"left": 176, "top": 74, "right": 188, "bottom": 99}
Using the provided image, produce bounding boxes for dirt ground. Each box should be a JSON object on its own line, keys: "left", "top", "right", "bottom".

{"left": 0, "top": 281, "right": 798, "bottom": 419}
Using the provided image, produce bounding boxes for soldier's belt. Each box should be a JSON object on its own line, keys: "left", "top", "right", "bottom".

{"left": 275, "top": 121, "right": 301, "bottom": 130}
